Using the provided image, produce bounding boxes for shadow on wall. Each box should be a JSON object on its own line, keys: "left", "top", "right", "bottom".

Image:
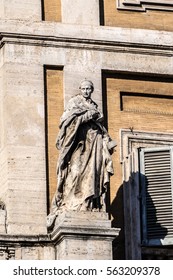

{"left": 141, "top": 174, "right": 168, "bottom": 260}
{"left": 109, "top": 171, "right": 168, "bottom": 260}
{"left": 143, "top": 189, "right": 168, "bottom": 244}
{"left": 99, "top": 0, "right": 105, "bottom": 26}
{"left": 108, "top": 184, "right": 125, "bottom": 260}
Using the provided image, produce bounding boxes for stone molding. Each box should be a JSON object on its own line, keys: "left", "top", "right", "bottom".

{"left": 51, "top": 225, "right": 119, "bottom": 242}
{"left": 0, "top": 246, "right": 15, "bottom": 260}
{"left": 0, "top": 234, "right": 50, "bottom": 243}
{"left": 0, "top": 237, "right": 53, "bottom": 260}
{"left": 120, "top": 129, "right": 173, "bottom": 162}
{"left": 1, "top": 20, "right": 173, "bottom": 48}
{"left": 51, "top": 211, "right": 120, "bottom": 242}
{"left": 0, "top": 211, "right": 120, "bottom": 260}
{"left": 1, "top": 32, "right": 173, "bottom": 58}
{"left": 117, "top": 0, "right": 173, "bottom": 12}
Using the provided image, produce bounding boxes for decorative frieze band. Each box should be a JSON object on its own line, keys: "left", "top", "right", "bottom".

{"left": 117, "top": 0, "right": 173, "bottom": 12}
{"left": 0, "top": 247, "right": 15, "bottom": 260}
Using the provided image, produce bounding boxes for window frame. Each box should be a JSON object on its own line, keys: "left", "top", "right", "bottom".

{"left": 139, "top": 146, "right": 173, "bottom": 246}
{"left": 117, "top": 0, "right": 173, "bottom": 12}
{"left": 122, "top": 130, "right": 173, "bottom": 259}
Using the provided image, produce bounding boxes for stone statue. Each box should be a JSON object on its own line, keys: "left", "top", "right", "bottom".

{"left": 47, "top": 79, "right": 116, "bottom": 229}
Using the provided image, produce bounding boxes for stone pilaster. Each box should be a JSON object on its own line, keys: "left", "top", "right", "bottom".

{"left": 0, "top": 42, "right": 47, "bottom": 235}
{"left": 61, "top": 0, "right": 100, "bottom": 25}
{"left": 0, "top": 0, "right": 41, "bottom": 20}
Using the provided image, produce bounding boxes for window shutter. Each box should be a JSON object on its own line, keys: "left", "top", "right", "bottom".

{"left": 140, "top": 147, "right": 173, "bottom": 245}
{"left": 123, "top": 149, "right": 141, "bottom": 259}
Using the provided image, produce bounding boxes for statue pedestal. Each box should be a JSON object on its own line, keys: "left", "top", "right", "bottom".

{"left": 50, "top": 211, "right": 120, "bottom": 260}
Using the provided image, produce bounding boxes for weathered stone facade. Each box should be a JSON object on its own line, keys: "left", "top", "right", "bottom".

{"left": 0, "top": 1, "right": 173, "bottom": 259}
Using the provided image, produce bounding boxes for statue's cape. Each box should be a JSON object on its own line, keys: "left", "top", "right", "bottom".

{"left": 56, "top": 94, "right": 100, "bottom": 168}
{"left": 55, "top": 94, "right": 115, "bottom": 196}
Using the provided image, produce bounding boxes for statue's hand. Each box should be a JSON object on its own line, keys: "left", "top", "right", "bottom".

{"left": 97, "top": 115, "right": 104, "bottom": 122}
{"left": 89, "top": 109, "right": 99, "bottom": 119}
{"left": 83, "top": 109, "right": 99, "bottom": 123}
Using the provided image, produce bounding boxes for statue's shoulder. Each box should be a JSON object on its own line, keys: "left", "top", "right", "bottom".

{"left": 68, "top": 94, "right": 88, "bottom": 109}
{"left": 68, "top": 94, "right": 81, "bottom": 104}
{"left": 64, "top": 95, "right": 80, "bottom": 110}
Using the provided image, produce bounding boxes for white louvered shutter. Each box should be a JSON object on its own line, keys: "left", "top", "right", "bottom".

{"left": 140, "top": 147, "right": 173, "bottom": 246}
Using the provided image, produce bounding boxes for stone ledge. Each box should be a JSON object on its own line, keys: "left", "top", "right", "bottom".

{"left": 0, "top": 211, "right": 120, "bottom": 259}
{"left": 1, "top": 32, "right": 173, "bottom": 58}
{"left": 1, "top": 20, "right": 173, "bottom": 48}
{"left": 55, "top": 210, "right": 111, "bottom": 227}
{"left": 51, "top": 225, "right": 120, "bottom": 242}
{"left": 50, "top": 211, "right": 120, "bottom": 243}
{"left": 0, "top": 234, "right": 50, "bottom": 243}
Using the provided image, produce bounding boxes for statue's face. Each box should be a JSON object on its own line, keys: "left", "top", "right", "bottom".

{"left": 80, "top": 82, "right": 93, "bottom": 99}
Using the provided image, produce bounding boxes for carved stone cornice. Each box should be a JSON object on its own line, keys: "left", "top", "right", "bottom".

{"left": 117, "top": 0, "right": 173, "bottom": 12}
{"left": 120, "top": 129, "right": 173, "bottom": 162}
{"left": 0, "top": 234, "right": 50, "bottom": 243}
{"left": 1, "top": 32, "right": 173, "bottom": 57}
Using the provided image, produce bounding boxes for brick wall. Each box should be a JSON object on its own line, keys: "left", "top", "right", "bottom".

{"left": 45, "top": 68, "right": 63, "bottom": 208}
{"left": 43, "top": 0, "right": 61, "bottom": 21}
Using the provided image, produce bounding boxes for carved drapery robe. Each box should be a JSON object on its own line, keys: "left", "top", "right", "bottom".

{"left": 49, "top": 94, "right": 115, "bottom": 222}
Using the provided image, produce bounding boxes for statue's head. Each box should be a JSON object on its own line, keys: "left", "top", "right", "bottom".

{"left": 79, "top": 79, "right": 94, "bottom": 99}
